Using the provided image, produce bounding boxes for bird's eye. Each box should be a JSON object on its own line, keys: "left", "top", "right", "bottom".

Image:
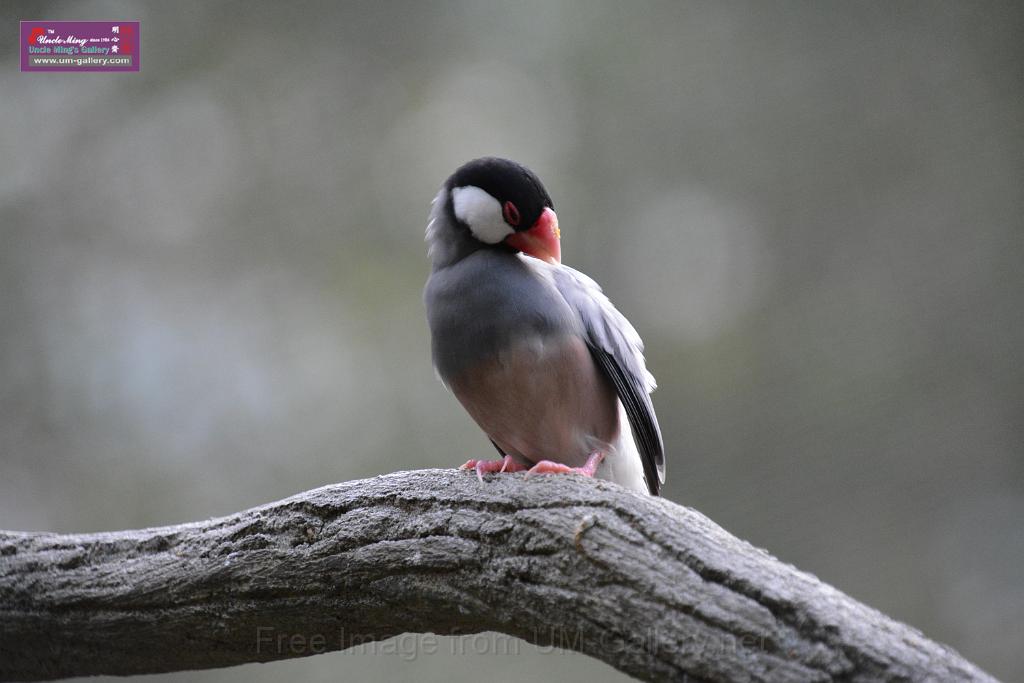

{"left": 502, "top": 201, "right": 521, "bottom": 227}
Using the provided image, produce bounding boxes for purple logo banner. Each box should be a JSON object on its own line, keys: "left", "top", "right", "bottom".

{"left": 21, "top": 21, "right": 139, "bottom": 72}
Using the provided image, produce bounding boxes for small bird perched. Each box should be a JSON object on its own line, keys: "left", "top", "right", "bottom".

{"left": 423, "top": 158, "right": 665, "bottom": 495}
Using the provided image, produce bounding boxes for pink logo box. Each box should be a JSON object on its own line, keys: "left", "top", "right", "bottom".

{"left": 21, "top": 21, "right": 140, "bottom": 72}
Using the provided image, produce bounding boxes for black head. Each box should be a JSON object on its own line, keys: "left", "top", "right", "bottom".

{"left": 446, "top": 157, "right": 554, "bottom": 239}
{"left": 426, "top": 157, "right": 561, "bottom": 268}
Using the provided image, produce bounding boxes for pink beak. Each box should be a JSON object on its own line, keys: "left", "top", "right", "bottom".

{"left": 504, "top": 208, "right": 561, "bottom": 264}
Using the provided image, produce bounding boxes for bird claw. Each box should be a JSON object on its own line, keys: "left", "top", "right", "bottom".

{"left": 459, "top": 455, "right": 526, "bottom": 483}
{"left": 524, "top": 451, "right": 605, "bottom": 479}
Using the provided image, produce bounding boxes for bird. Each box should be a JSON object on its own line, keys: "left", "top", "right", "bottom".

{"left": 423, "top": 157, "right": 665, "bottom": 495}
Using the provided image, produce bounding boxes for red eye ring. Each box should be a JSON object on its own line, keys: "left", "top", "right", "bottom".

{"left": 502, "top": 201, "right": 521, "bottom": 227}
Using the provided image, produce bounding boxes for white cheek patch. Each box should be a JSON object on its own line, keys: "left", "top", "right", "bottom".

{"left": 451, "top": 185, "right": 514, "bottom": 244}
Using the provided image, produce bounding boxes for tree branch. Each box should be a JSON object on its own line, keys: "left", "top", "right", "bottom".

{"left": 0, "top": 469, "right": 995, "bottom": 682}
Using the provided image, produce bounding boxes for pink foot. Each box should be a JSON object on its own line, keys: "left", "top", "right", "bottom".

{"left": 459, "top": 455, "right": 527, "bottom": 483}
{"left": 525, "top": 451, "right": 605, "bottom": 479}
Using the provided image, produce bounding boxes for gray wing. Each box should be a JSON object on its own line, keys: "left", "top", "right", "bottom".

{"left": 551, "top": 266, "right": 665, "bottom": 495}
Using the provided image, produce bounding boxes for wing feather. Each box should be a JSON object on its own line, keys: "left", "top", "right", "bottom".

{"left": 550, "top": 266, "right": 665, "bottom": 495}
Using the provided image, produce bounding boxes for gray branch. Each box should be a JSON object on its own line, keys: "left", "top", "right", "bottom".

{"left": 0, "top": 469, "right": 996, "bottom": 682}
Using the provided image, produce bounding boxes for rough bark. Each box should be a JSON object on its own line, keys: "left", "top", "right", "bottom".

{"left": 0, "top": 469, "right": 996, "bottom": 682}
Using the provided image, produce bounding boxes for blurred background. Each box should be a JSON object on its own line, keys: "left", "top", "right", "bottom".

{"left": 1, "top": 1, "right": 1021, "bottom": 681}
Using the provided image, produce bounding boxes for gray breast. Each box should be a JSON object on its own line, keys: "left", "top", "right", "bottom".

{"left": 424, "top": 250, "right": 582, "bottom": 382}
